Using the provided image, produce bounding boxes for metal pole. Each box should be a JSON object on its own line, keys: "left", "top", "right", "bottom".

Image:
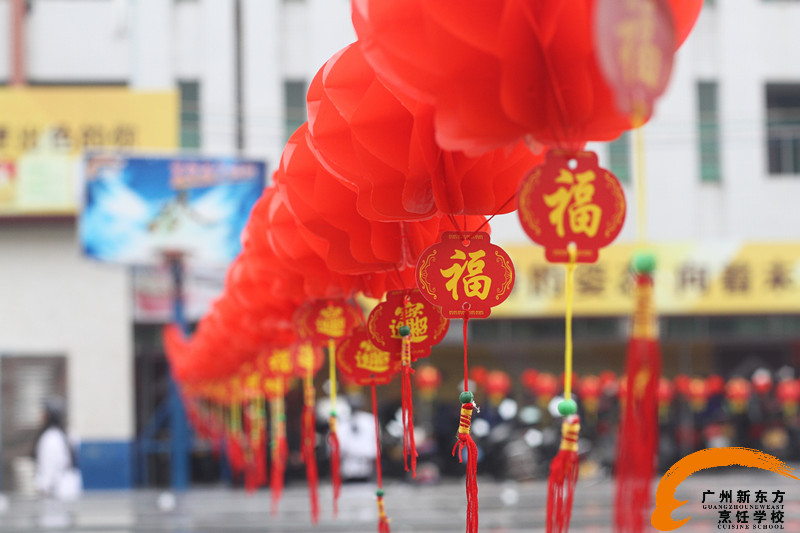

{"left": 168, "top": 254, "right": 190, "bottom": 491}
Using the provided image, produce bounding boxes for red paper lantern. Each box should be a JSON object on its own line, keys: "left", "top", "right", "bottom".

{"left": 307, "top": 41, "right": 543, "bottom": 218}
{"left": 657, "top": 378, "right": 674, "bottom": 405}
{"left": 470, "top": 366, "right": 489, "bottom": 389}
{"left": 353, "top": 0, "right": 702, "bottom": 153}
{"left": 521, "top": 369, "right": 540, "bottom": 394}
{"left": 414, "top": 365, "right": 442, "bottom": 396}
{"left": 751, "top": 369, "right": 773, "bottom": 396}
{"left": 486, "top": 370, "right": 512, "bottom": 398}
{"left": 705, "top": 374, "right": 725, "bottom": 396}
{"left": 776, "top": 379, "right": 800, "bottom": 404}
{"left": 577, "top": 375, "right": 601, "bottom": 400}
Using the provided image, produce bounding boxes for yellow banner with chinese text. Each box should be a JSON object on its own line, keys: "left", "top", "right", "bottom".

{"left": 494, "top": 242, "right": 800, "bottom": 317}
{"left": 0, "top": 87, "right": 178, "bottom": 216}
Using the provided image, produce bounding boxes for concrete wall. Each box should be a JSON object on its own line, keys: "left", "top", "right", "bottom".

{"left": 0, "top": 222, "right": 133, "bottom": 439}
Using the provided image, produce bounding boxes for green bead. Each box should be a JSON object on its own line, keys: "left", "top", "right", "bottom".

{"left": 330, "top": 411, "right": 337, "bottom": 418}
{"left": 632, "top": 250, "right": 656, "bottom": 274}
{"left": 459, "top": 391, "right": 474, "bottom": 404}
{"left": 558, "top": 399, "right": 578, "bottom": 416}
{"left": 277, "top": 414, "right": 286, "bottom": 422}
{"left": 398, "top": 325, "right": 411, "bottom": 337}
{"left": 376, "top": 489, "right": 385, "bottom": 497}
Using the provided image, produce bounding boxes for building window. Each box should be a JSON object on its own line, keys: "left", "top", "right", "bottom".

{"left": 766, "top": 83, "right": 800, "bottom": 175}
{"left": 179, "top": 81, "right": 201, "bottom": 150}
{"left": 608, "top": 132, "right": 631, "bottom": 184}
{"left": 284, "top": 80, "right": 307, "bottom": 143}
{"left": 697, "top": 81, "right": 721, "bottom": 182}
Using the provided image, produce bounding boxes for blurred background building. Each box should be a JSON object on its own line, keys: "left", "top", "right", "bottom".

{"left": 0, "top": 0, "right": 798, "bottom": 491}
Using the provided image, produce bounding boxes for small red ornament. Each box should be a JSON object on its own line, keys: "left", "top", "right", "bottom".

{"left": 295, "top": 299, "right": 361, "bottom": 344}
{"left": 367, "top": 289, "right": 449, "bottom": 360}
{"left": 259, "top": 346, "right": 294, "bottom": 379}
{"left": 518, "top": 150, "right": 626, "bottom": 263}
{"left": 292, "top": 342, "right": 325, "bottom": 379}
{"left": 416, "top": 231, "right": 514, "bottom": 318}
{"left": 336, "top": 327, "right": 402, "bottom": 386}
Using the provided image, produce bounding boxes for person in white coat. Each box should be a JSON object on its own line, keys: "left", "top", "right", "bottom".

{"left": 33, "top": 398, "right": 81, "bottom": 501}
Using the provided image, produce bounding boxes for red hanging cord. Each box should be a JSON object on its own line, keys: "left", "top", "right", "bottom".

{"left": 452, "top": 315, "right": 478, "bottom": 533}
{"left": 327, "top": 338, "right": 341, "bottom": 517}
{"left": 270, "top": 384, "right": 288, "bottom": 516}
{"left": 399, "top": 293, "right": 418, "bottom": 477}
{"left": 371, "top": 384, "right": 391, "bottom": 533}
{"left": 302, "top": 370, "right": 320, "bottom": 524}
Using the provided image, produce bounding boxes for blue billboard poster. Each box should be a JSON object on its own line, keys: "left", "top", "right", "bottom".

{"left": 79, "top": 152, "right": 266, "bottom": 266}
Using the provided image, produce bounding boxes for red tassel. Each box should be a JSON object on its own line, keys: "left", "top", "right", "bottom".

{"left": 614, "top": 273, "right": 661, "bottom": 533}
{"left": 615, "top": 338, "right": 660, "bottom": 532}
{"left": 400, "top": 342, "right": 417, "bottom": 477}
{"left": 547, "top": 415, "right": 581, "bottom": 533}
{"left": 270, "top": 398, "right": 288, "bottom": 516}
{"left": 451, "top": 397, "right": 478, "bottom": 533}
{"left": 328, "top": 416, "right": 342, "bottom": 517}
{"left": 226, "top": 434, "right": 246, "bottom": 477}
{"left": 377, "top": 493, "right": 391, "bottom": 533}
{"left": 302, "top": 385, "right": 320, "bottom": 524}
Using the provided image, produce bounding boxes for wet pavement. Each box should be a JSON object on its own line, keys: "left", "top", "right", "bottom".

{"left": 1, "top": 470, "right": 799, "bottom": 532}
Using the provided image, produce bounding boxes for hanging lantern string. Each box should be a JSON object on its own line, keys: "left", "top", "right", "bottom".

{"left": 328, "top": 339, "right": 338, "bottom": 405}
{"left": 564, "top": 243, "right": 577, "bottom": 401}
{"left": 634, "top": 124, "right": 648, "bottom": 245}
{"left": 463, "top": 317, "right": 470, "bottom": 392}
{"left": 465, "top": 192, "right": 518, "bottom": 241}
{"left": 371, "top": 383, "right": 391, "bottom": 533}
{"left": 400, "top": 293, "right": 417, "bottom": 476}
{"left": 446, "top": 213, "right": 465, "bottom": 241}
{"left": 328, "top": 336, "right": 342, "bottom": 516}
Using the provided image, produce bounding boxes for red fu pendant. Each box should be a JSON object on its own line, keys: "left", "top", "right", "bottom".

{"left": 518, "top": 150, "right": 626, "bottom": 264}
{"left": 294, "top": 298, "right": 361, "bottom": 344}
{"left": 367, "top": 289, "right": 449, "bottom": 478}
{"left": 367, "top": 289, "right": 449, "bottom": 361}
{"left": 415, "top": 231, "right": 514, "bottom": 318}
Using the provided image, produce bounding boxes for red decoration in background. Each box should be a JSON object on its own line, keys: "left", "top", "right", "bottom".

{"left": 705, "top": 374, "right": 725, "bottom": 397}
{"left": 470, "top": 366, "right": 489, "bottom": 389}
{"left": 752, "top": 369, "right": 774, "bottom": 396}
{"left": 414, "top": 366, "right": 442, "bottom": 399}
{"left": 306, "top": 41, "right": 543, "bottom": 219}
{"left": 336, "top": 327, "right": 402, "bottom": 386}
{"left": 368, "top": 288, "right": 449, "bottom": 477}
{"left": 486, "top": 371, "right": 512, "bottom": 402}
{"left": 352, "top": 0, "right": 702, "bottom": 154}
{"left": 518, "top": 150, "right": 626, "bottom": 263}
{"left": 615, "top": 272, "right": 661, "bottom": 533}
{"left": 367, "top": 289, "right": 449, "bottom": 360}
{"left": 295, "top": 298, "right": 361, "bottom": 345}
{"left": 725, "top": 377, "right": 752, "bottom": 414}
{"left": 294, "top": 340, "right": 324, "bottom": 525}
{"left": 416, "top": 231, "right": 514, "bottom": 319}
{"left": 594, "top": 0, "right": 677, "bottom": 119}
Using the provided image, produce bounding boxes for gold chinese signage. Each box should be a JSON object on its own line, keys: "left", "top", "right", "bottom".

{"left": 493, "top": 242, "right": 800, "bottom": 317}
{"left": 0, "top": 87, "right": 177, "bottom": 216}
